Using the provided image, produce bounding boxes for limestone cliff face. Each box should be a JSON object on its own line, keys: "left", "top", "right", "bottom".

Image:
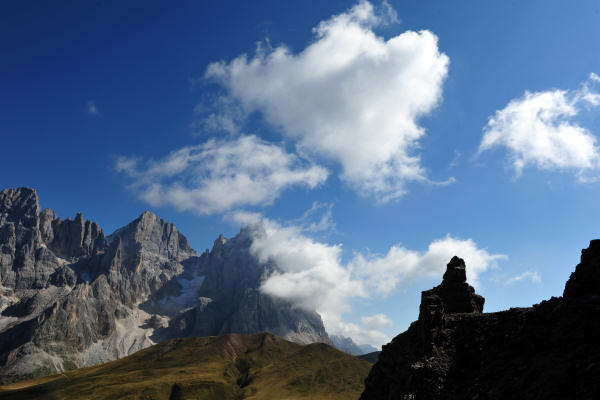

{"left": 360, "top": 246, "right": 600, "bottom": 400}
{"left": 0, "top": 188, "right": 330, "bottom": 383}
{"left": 151, "top": 229, "right": 329, "bottom": 345}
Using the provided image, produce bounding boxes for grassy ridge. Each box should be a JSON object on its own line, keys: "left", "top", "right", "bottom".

{"left": 0, "top": 333, "right": 372, "bottom": 400}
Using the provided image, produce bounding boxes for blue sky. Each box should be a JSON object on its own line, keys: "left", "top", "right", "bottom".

{"left": 2, "top": 0, "right": 600, "bottom": 346}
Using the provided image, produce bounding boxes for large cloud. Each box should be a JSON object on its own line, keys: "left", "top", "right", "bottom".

{"left": 361, "top": 313, "right": 393, "bottom": 330}
{"left": 479, "top": 74, "right": 600, "bottom": 180}
{"left": 243, "top": 217, "right": 366, "bottom": 326}
{"left": 350, "top": 235, "right": 507, "bottom": 295}
{"left": 232, "top": 212, "right": 504, "bottom": 346}
{"left": 115, "top": 135, "right": 327, "bottom": 215}
{"left": 205, "top": 0, "right": 450, "bottom": 201}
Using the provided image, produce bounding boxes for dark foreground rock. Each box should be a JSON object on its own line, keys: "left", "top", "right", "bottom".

{"left": 360, "top": 248, "right": 600, "bottom": 400}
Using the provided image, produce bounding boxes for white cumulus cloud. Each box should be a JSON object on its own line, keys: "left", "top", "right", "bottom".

{"left": 116, "top": 135, "right": 328, "bottom": 215}
{"left": 240, "top": 217, "right": 366, "bottom": 324}
{"left": 231, "top": 212, "right": 504, "bottom": 346}
{"left": 350, "top": 236, "right": 506, "bottom": 296}
{"left": 479, "top": 74, "right": 600, "bottom": 180}
{"left": 205, "top": 0, "right": 450, "bottom": 201}
{"left": 330, "top": 318, "right": 391, "bottom": 348}
{"left": 361, "top": 313, "right": 393, "bottom": 330}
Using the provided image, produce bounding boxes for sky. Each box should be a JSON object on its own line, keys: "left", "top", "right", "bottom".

{"left": 2, "top": 0, "right": 600, "bottom": 347}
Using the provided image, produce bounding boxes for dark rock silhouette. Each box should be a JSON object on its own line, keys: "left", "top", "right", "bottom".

{"left": 563, "top": 239, "right": 600, "bottom": 299}
{"left": 420, "top": 256, "right": 484, "bottom": 319}
{"left": 360, "top": 244, "right": 600, "bottom": 400}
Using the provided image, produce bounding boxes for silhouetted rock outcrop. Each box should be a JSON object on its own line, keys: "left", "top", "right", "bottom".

{"left": 563, "top": 239, "right": 600, "bottom": 299}
{"left": 360, "top": 244, "right": 600, "bottom": 400}
{"left": 419, "top": 256, "right": 484, "bottom": 320}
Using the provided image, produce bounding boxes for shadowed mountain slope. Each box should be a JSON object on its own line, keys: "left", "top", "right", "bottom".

{"left": 0, "top": 332, "right": 371, "bottom": 400}
{"left": 360, "top": 244, "right": 600, "bottom": 400}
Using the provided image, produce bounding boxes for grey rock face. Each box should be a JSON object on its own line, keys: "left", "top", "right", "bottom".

{"left": 147, "top": 227, "right": 330, "bottom": 345}
{"left": 0, "top": 187, "right": 39, "bottom": 228}
{"left": 330, "top": 334, "right": 377, "bottom": 356}
{"left": 0, "top": 187, "right": 330, "bottom": 383}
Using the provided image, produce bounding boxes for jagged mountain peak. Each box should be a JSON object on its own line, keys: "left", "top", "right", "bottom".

{"left": 122, "top": 210, "right": 173, "bottom": 234}
{"left": 136, "top": 210, "right": 170, "bottom": 229}
{"left": 213, "top": 233, "right": 228, "bottom": 249}
{"left": 0, "top": 187, "right": 331, "bottom": 383}
{"left": 0, "top": 187, "right": 40, "bottom": 228}
{"left": 109, "top": 210, "right": 195, "bottom": 262}
{"left": 160, "top": 225, "right": 330, "bottom": 346}
{"left": 209, "top": 228, "right": 256, "bottom": 256}
{"left": 49, "top": 211, "right": 107, "bottom": 259}
{"left": 0, "top": 187, "right": 38, "bottom": 202}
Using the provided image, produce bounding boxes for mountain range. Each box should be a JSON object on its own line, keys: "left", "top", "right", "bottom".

{"left": 4, "top": 185, "right": 600, "bottom": 399}
{"left": 0, "top": 187, "right": 373, "bottom": 383}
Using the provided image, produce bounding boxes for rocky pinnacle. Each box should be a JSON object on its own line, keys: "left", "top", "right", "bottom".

{"left": 419, "top": 255, "right": 484, "bottom": 320}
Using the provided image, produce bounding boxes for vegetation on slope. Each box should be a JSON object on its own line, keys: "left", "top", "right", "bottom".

{"left": 0, "top": 332, "right": 372, "bottom": 400}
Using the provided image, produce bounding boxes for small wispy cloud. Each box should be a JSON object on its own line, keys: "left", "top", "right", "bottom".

{"left": 350, "top": 235, "right": 506, "bottom": 295}
{"left": 332, "top": 318, "right": 391, "bottom": 349}
{"left": 361, "top": 313, "right": 393, "bottom": 330}
{"left": 190, "top": 96, "right": 246, "bottom": 136}
{"left": 449, "top": 150, "right": 461, "bottom": 168}
{"left": 87, "top": 100, "right": 100, "bottom": 116}
{"left": 115, "top": 135, "right": 328, "bottom": 215}
{"left": 506, "top": 271, "right": 541, "bottom": 285}
{"left": 292, "top": 201, "right": 336, "bottom": 233}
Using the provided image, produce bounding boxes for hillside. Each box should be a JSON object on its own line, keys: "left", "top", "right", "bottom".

{"left": 0, "top": 332, "right": 372, "bottom": 400}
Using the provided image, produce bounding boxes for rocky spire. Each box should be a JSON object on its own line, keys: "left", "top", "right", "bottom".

{"left": 110, "top": 210, "right": 195, "bottom": 263}
{"left": 213, "top": 234, "right": 227, "bottom": 249}
{"left": 419, "top": 256, "right": 484, "bottom": 320}
{"left": 563, "top": 239, "right": 600, "bottom": 299}
{"left": 50, "top": 212, "right": 107, "bottom": 258}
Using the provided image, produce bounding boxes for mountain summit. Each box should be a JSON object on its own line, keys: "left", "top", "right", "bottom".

{"left": 0, "top": 187, "right": 329, "bottom": 383}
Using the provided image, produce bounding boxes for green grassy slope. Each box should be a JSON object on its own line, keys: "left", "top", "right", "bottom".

{"left": 0, "top": 333, "right": 372, "bottom": 400}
